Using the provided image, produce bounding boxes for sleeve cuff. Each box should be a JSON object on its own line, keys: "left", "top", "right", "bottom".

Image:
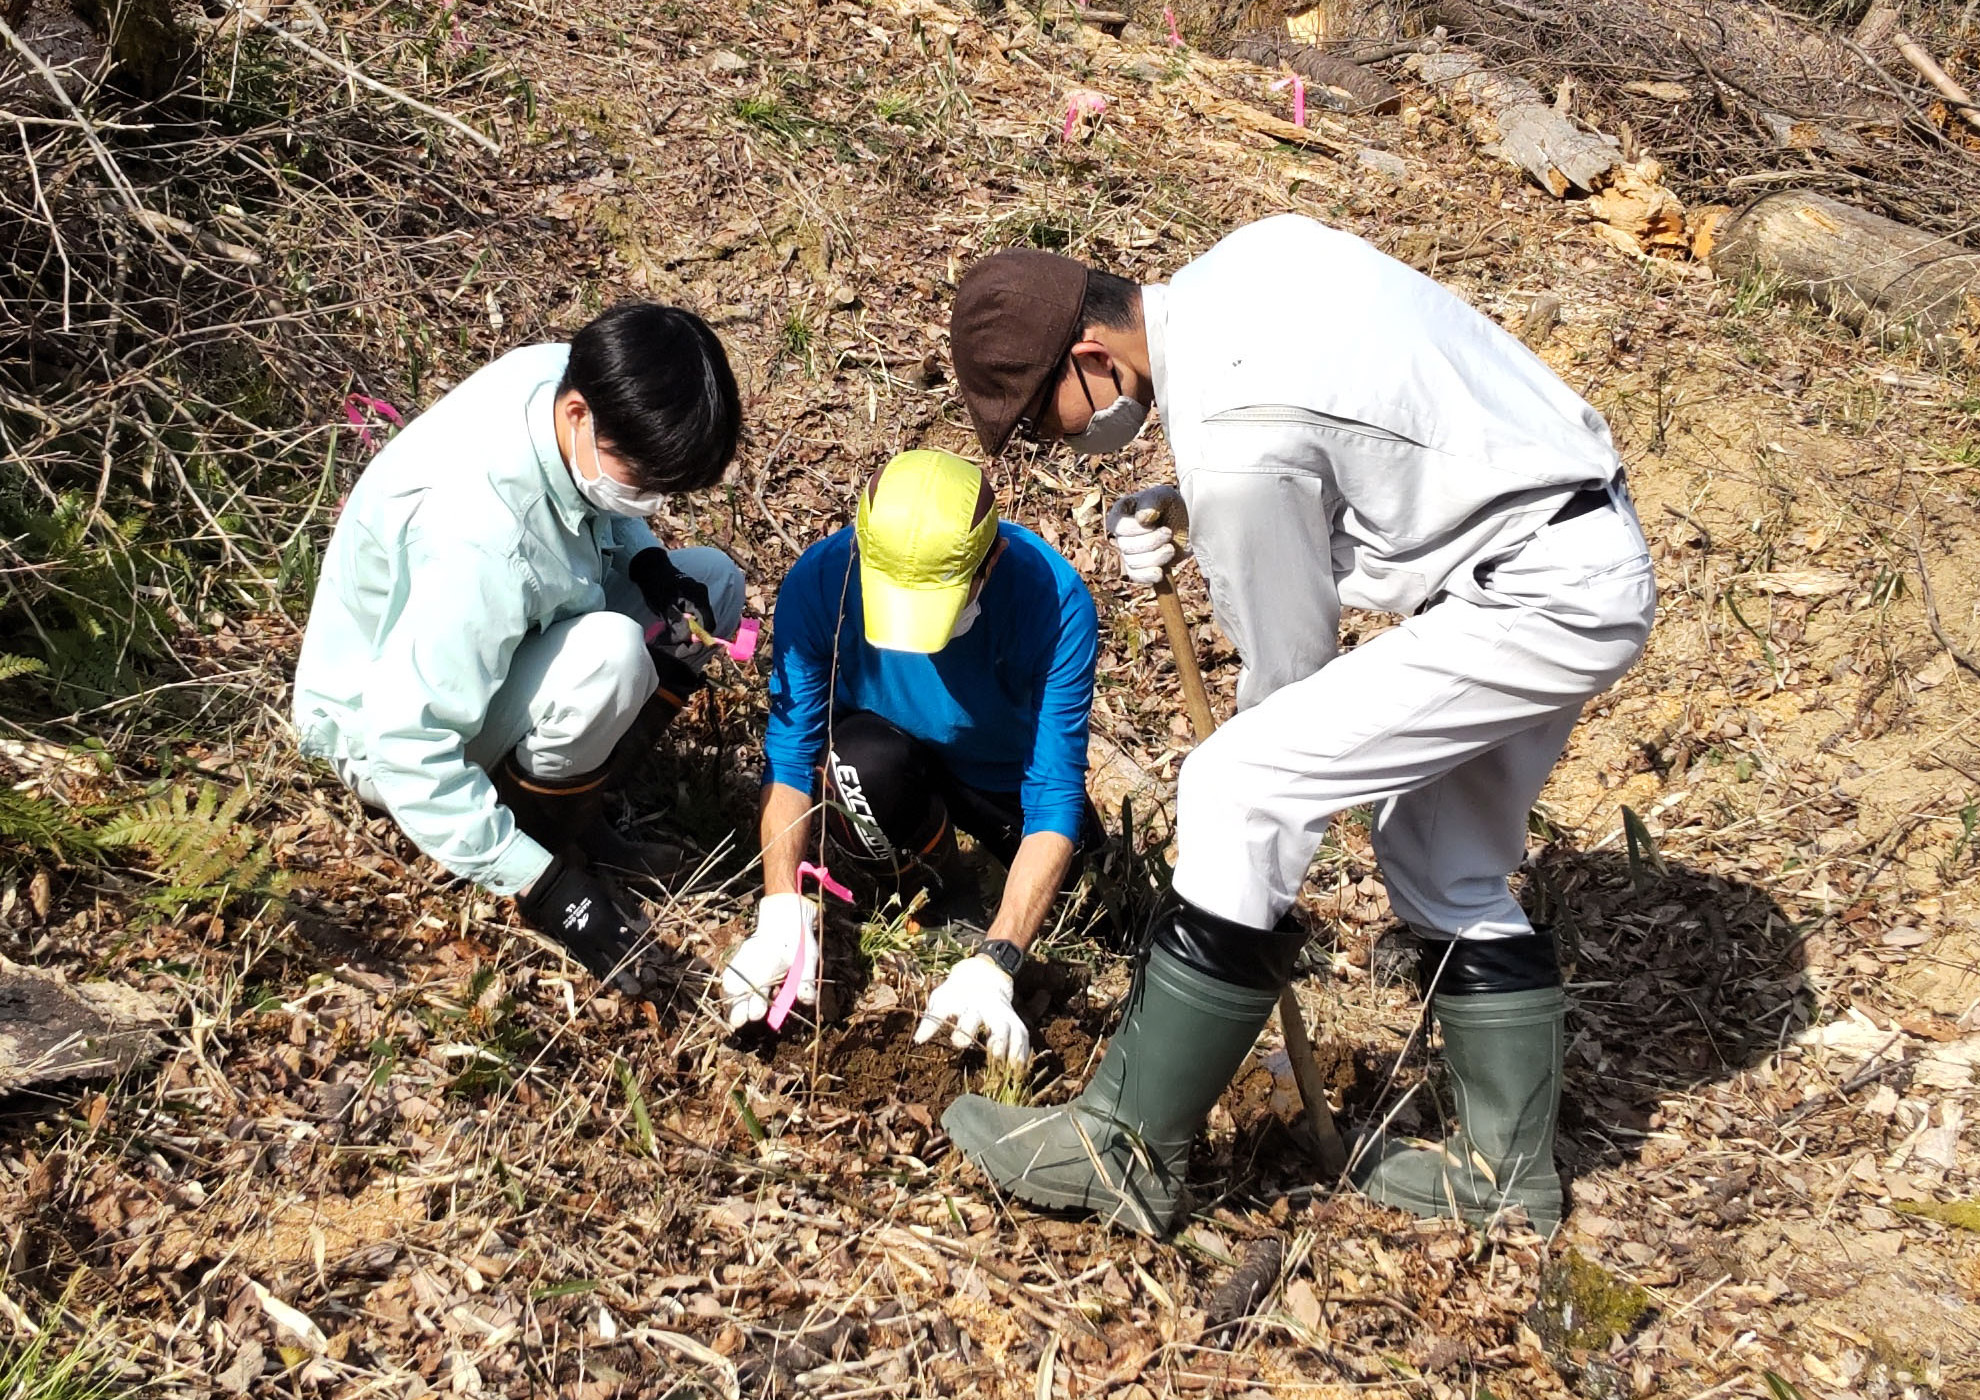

{"left": 761, "top": 760, "right": 817, "bottom": 796}
{"left": 483, "top": 832, "right": 555, "bottom": 898}
{"left": 1022, "top": 810, "right": 1086, "bottom": 843}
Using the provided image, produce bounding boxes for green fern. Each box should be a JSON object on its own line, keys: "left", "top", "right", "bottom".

{"left": 0, "top": 785, "right": 100, "bottom": 864}
{"left": 0, "top": 655, "right": 47, "bottom": 682}
{"left": 97, "top": 779, "right": 285, "bottom": 908}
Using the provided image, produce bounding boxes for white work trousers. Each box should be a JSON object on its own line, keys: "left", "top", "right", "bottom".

{"left": 339, "top": 546, "right": 743, "bottom": 804}
{"left": 1171, "top": 491, "right": 1655, "bottom": 935}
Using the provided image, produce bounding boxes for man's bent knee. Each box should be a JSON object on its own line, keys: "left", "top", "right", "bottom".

{"left": 513, "top": 611, "right": 657, "bottom": 779}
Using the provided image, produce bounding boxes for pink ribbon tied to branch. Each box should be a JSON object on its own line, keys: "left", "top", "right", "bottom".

{"left": 1062, "top": 89, "right": 1109, "bottom": 143}
{"left": 342, "top": 394, "right": 404, "bottom": 454}
{"left": 1270, "top": 73, "right": 1308, "bottom": 128}
{"left": 1164, "top": 5, "right": 1183, "bottom": 46}
{"left": 766, "top": 860, "right": 854, "bottom": 1030}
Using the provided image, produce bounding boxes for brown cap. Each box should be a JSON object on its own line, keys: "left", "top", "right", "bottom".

{"left": 949, "top": 249, "right": 1089, "bottom": 457}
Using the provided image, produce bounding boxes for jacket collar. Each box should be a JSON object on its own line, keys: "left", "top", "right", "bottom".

{"left": 1142, "top": 282, "right": 1171, "bottom": 409}
{"left": 528, "top": 378, "right": 592, "bottom": 534}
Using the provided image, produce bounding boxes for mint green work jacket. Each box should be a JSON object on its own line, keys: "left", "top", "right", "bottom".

{"left": 292, "top": 344, "right": 662, "bottom": 895}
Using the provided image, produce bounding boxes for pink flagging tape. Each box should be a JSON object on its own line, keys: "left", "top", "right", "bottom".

{"left": 1270, "top": 74, "right": 1307, "bottom": 128}
{"left": 1165, "top": 6, "right": 1182, "bottom": 46}
{"left": 655, "top": 613, "right": 761, "bottom": 664}
{"left": 342, "top": 394, "right": 404, "bottom": 454}
{"left": 797, "top": 861, "right": 854, "bottom": 903}
{"left": 1062, "top": 89, "right": 1108, "bottom": 142}
{"left": 766, "top": 861, "right": 854, "bottom": 1030}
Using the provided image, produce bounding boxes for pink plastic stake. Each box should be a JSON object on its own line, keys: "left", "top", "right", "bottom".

{"left": 1165, "top": 6, "right": 1183, "bottom": 46}
{"left": 728, "top": 616, "right": 761, "bottom": 662}
{"left": 767, "top": 861, "right": 854, "bottom": 1030}
{"left": 797, "top": 860, "right": 854, "bottom": 903}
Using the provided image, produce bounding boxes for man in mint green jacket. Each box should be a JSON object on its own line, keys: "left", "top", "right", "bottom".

{"left": 293, "top": 303, "right": 745, "bottom": 981}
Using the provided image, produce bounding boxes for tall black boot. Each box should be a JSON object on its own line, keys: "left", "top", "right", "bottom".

{"left": 492, "top": 754, "right": 686, "bottom": 887}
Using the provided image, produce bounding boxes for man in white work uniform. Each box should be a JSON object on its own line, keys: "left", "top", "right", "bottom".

{"left": 940, "top": 214, "right": 1656, "bottom": 1236}
{"left": 293, "top": 303, "right": 747, "bottom": 984}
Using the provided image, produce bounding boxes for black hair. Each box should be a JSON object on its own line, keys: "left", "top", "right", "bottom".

{"left": 1079, "top": 268, "right": 1141, "bottom": 332}
{"left": 559, "top": 303, "right": 741, "bottom": 492}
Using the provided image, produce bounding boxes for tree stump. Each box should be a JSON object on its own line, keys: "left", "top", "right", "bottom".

{"left": 1707, "top": 190, "right": 1980, "bottom": 366}
{"left": 0, "top": 959, "right": 166, "bottom": 1092}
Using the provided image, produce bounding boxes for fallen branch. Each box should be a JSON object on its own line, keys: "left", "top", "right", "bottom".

{"left": 1912, "top": 531, "right": 1980, "bottom": 679}
{"left": 209, "top": 1, "right": 501, "bottom": 155}
{"left": 0, "top": 15, "right": 175, "bottom": 260}
{"left": 1893, "top": 28, "right": 1980, "bottom": 134}
{"left": 1176, "top": 78, "right": 1353, "bottom": 155}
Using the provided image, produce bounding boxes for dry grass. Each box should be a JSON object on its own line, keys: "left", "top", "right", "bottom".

{"left": 2, "top": 0, "right": 1978, "bottom": 1396}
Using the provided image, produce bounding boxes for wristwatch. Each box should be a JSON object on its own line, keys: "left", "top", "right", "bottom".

{"left": 978, "top": 938, "right": 1025, "bottom": 978}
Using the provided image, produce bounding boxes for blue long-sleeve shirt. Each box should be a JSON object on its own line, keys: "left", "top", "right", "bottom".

{"left": 763, "top": 522, "right": 1099, "bottom": 841}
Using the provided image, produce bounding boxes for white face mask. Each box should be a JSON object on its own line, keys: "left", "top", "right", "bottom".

{"left": 948, "top": 596, "right": 982, "bottom": 640}
{"left": 1062, "top": 393, "right": 1148, "bottom": 455}
{"left": 573, "top": 415, "right": 668, "bottom": 517}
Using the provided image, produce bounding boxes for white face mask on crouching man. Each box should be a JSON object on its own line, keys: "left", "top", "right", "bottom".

{"left": 575, "top": 414, "right": 669, "bottom": 517}
{"left": 1061, "top": 358, "right": 1149, "bottom": 455}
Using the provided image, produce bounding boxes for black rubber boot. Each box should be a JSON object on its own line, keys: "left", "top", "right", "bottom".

{"left": 942, "top": 899, "right": 1305, "bottom": 1236}
{"left": 492, "top": 755, "right": 687, "bottom": 888}
{"left": 1350, "top": 935, "right": 1567, "bottom": 1234}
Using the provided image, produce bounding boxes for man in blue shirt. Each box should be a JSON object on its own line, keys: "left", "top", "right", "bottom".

{"left": 720, "top": 450, "right": 1101, "bottom": 1065}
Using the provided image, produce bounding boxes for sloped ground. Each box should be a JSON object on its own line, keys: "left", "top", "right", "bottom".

{"left": 2, "top": 0, "right": 1978, "bottom": 1395}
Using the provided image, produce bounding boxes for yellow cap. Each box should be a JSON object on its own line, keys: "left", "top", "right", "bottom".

{"left": 854, "top": 450, "right": 999, "bottom": 653}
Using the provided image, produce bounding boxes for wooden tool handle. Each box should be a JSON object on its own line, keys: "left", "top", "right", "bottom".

{"left": 1153, "top": 573, "right": 1217, "bottom": 743}
{"left": 1147, "top": 561, "right": 1352, "bottom": 1181}
{"left": 1277, "top": 987, "right": 1351, "bottom": 1178}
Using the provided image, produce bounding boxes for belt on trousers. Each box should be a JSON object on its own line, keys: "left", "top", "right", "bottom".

{"left": 1549, "top": 478, "right": 1617, "bottom": 525}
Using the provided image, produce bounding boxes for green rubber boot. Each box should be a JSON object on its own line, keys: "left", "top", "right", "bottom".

{"left": 1351, "top": 986, "right": 1566, "bottom": 1234}
{"left": 942, "top": 943, "right": 1280, "bottom": 1236}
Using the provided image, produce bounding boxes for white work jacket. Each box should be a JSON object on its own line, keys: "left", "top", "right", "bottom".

{"left": 292, "top": 344, "right": 661, "bottom": 896}
{"left": 1144, "top": 214, "right": 1622, "bottom": 709}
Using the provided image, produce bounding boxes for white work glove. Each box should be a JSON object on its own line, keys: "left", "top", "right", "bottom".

{"left": 720, "top": 892, "right": 819, "bottom": 1028}
{"left": 1103, "top": 486, "right": 1188, "bottom": 586}
{"left": 914, "top": 955, "right": 1031, "bottom": 1064}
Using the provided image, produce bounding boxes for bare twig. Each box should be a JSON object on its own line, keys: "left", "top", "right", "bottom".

{"left": 1912, "top": 532, "right": 1980, "bottom": 678}
{"left": 209, "top": 1, "right": 501, "bottom": 154}
{"left": 0, "top": 17, "right": 177, "bottom": 262}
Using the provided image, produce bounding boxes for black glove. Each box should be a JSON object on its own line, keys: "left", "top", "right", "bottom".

{"left": 516, "top": 851, "right": 645, "bottom": 980}
{"left": 628, "top": 548, "right": 715, "bottom": 652}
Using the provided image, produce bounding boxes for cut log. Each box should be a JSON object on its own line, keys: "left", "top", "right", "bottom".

{"left": 1406, "top": 49, "right": 1617, "bottom": 196}
{"left": 1230, "top": 31, "right": 1401, "bottom": 112}
{"left": 1, "top": 959, "right": 167, "bottom": 1093}
{"left": 1707, "top": 191, "right": 1980, "bottom": 366}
